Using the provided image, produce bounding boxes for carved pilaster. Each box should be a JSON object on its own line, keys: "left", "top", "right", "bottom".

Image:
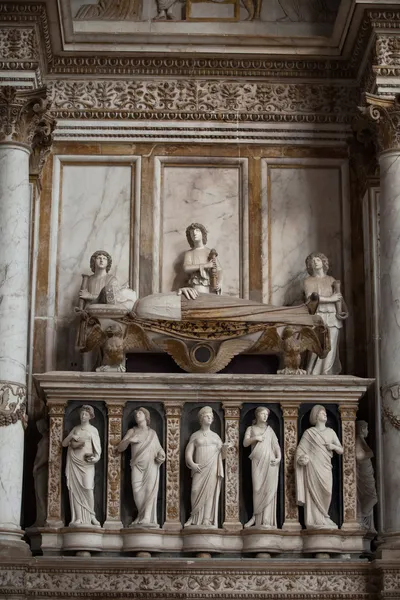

{"left": 46, "top": 402, "right": 66, "bottom": 528}
{"left": 0, "top": 380, "right": 27, "bottom": 428}
{"left": 0, "top": 86, "right": 50, "bottom": 146}
{"left": 339, "top": 404, "right": 360, "bottom": 530}
{"left": 163, "top": 402, "right": 183, "bottom": 531}
{"left": 360, "top": 93, "right": 400, "bottom": 153}
{"left": 222, "top": 402, "right": 242, "bottom": 531}
{"left": 104, "top": 402, "right": 126, "bottom": 529}
{"left": 281, "top": 404, "right": 301, "bottom": 531}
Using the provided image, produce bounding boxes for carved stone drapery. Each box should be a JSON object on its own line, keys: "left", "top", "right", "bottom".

{"left": 281, "top": 404, "right": 301, "bottom": 531}
{"left": 46, "top": 403, "right": 66, "bottom": 528}
{"left": 339, "top": 404, "right": 359, "bottom": 530}
{"left": 222, "top": 402, "right": 242, "bottom": 531}
{"left": 104, "top": 402, "right": 126, "bottom": 529}
{"left": 163, "top": 402, "right": 183, "bottom": 531}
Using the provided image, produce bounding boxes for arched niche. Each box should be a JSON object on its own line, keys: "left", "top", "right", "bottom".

{"left": 121, "top": 402, "right": 165, "bottom": 528}
{"left": 240, "top": 404, "right": 283, "bottom": 528}
{"left": 298, "top": 403, "right": 342, "bottom": 528}
{"left": 180, "top": 402, "right": 223, "bottom": 528}
{"left": 62, "top": 401, "right": 106, "bottom": 526}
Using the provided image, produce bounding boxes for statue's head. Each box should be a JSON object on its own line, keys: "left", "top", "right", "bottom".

{"left": 36, "top": 418, "right": 49, "bottom": 436}
{"left": 186, "top": 223, "right": 208, "bottom": 248}
{"left": 305, "top": 252, "right": 329, "bottom": 276}
{"left": 309, "top": 404, "right": 327, "bottom": 426}
{"left": 80, "top": 404, "right": 95, "bottom": 422}
{"left": 198, "top": 405, "right": 214, "bottom": 425}
{"left": 90, "top": 250, "right": 112, "bottom": 273}
{"left": 356, "top": 420, "right": 368, "bottom": 438}
{"left": 134, "top": 406, "right": 151, "bottom": 426}
{"left": 254, "top": 406, "right": 270, "bottom": 424}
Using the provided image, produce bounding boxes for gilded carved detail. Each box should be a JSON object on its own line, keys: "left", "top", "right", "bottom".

{"left": 339, "top": 405, "right": 358, "bottom": 525}
{"left": 164, "top": 404, "right": 182, "bottom": 524}
{"left": 106, "top": 404, "right": 125, "bottom": 521}
{"left": 0, "top": 86, "right": 52, "bottom": 147}
{"left": 281, "top": 405, "right": 299, "bottom": 524}
{"left": 0, "top": 381, "right": 27, "bottom": 428}
{"left": 223, "top": 404, "right": 241, "bottom": 526}
{"left": 47, "top": 404, "right": 66, "bottom": 524}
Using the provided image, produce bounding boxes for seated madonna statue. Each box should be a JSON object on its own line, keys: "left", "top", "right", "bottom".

{"left": 78, "top": 250, "right": 137, "bottom": 311}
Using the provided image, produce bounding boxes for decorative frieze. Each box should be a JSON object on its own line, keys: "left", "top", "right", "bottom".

{"left": 163, "top": 402, "right": 183, "bottom": 530}
{"left": 222, "top": 402, "right": 242, "bottom": 531}
{"left": 105, "top": 402, "right": 125, "bottom": 528}
{"left": 0, "top": 381, "right": 27, "bottom": 428}
{"left": 339, "top": 404, "right": 359, "bottom": 529}
{"left": 46, "top": 403, "right": 66, "bottom": 527}
{"left": 0, "top": 27, "right": 37, "bottom": 60}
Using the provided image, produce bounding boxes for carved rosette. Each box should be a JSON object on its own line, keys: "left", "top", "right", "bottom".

{"left": 222, "top": 403, "right": 242, "bottom": 530}
{"left": 105, "top": 403, "right": 125, "bottom": 525}
{"left": 339, "top": 404, "right": 359, "bottom": 529}
{"left": 360, "top": 93, "right": 400, "bottom": 152}
{"left": 46, "top": 403, "right": 66, "bottom": 527}
{"left": 0, "top": 380, "right": 27, "bottom": 428}
{"left": 163, "top": 402, "right": 183, "bottom": 530}
{"left": 0, "top": 86, "right": 54, "bottom": 148}
{"left": 281, "top": 404, "right": 301, "bottom": 530}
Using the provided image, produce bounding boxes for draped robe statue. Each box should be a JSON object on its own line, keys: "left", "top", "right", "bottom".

{"left": 356, "top": 420, "right": 377, "bottom": 533}
{"left": 296, "top": 405, "right": 343, "bottom": 529}
{"left": 243, "top": 407, "right": 281, "bottom": 529}
{"left": 185, "top": 406, "right": 227, "bottom": 528}
{"left": 62, "top": 405, "right": 101, "bottom": 527}
{"left": 117, "top": 407, "right": 165, "bottom": 527}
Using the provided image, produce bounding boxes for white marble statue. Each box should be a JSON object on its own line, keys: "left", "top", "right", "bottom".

{"left": 78, "top": 250, "right": 137, "bottom": 311}
{"left": 154, "top": 0, "right": 184, "bottom": 20}
{"left": 303, "top": 252, "right": 348, "bottom": 375}
{"left": 62, "top": 405, "right": 101, "bottom": 527}
{"left": 33, "top": 418, "right": 49, "bottom": 527}
{"left": 185, "top": 406, "right": 228, "bottom": 528}
{"left": 117, "top": 407, "right": 165, "bottom": 528}
{"left": 296, "top": 404, "right": 343, "bottom": 529}
{"left": 243, "top": 407, "right": 281, "bottom": 529}
{"left": 356, "top": 420, "right": 377, "bottom": 533}
{"left": 183, "top": 223, "right": 223, "bottom": 294}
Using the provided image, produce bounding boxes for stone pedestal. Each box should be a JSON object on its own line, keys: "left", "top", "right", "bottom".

{"left": 0, "top": 86, "right": 53, "bottom": 556}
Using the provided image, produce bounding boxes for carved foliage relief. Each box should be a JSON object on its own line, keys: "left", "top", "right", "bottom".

{"left": 47, "top": 404, "right": 66, "bottom": 523}
{"left": 0, "top": 27, "right": 37, "bottom": 60}
{"left": 223, "top": 405, "right": 241, "bottom": 523}
{"left": 0, "top": 381, "right": 27, "bottom": 428}
{"left": 164, "top": 405, "right": 182, "bottom": 522}
{"left": 339, "top": 406, "right": 358, "bottom": 524}
{"left": 281, "top": 406, "right": 298, "bottom": 522}
{"left": 106, "top": 405, "right": 124, "bottom": 521}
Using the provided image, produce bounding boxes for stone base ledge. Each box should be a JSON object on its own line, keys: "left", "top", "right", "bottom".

{"left": 0, "top": 557, "right": 389, "bottom": 599}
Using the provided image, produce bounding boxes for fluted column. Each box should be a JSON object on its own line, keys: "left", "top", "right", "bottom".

{"left": 0, "top": 86, "right": 54, "bottom": 555}
{"left": 104, "top": 402, "right": 126, "bottom": 529}
{"left": 46, "top": 402, "right": 66, "bottom": 528}
{"left": 163, "top": 402, "right": 183, "bottom": 531}
{"left": 361, "top": 94, "right": 400, "bottom": 551}
{"left": 222, "top": 402, "right": 242, "bottom": 531}
{"left": 281, "top": 404, "right": 301, "bottom": 531}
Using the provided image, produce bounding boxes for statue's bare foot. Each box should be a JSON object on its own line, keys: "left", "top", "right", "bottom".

{"left": 153, "top": 11, "right": 166, "bottom": 20}
{"left": 91, "top": 517, "right": 100, "bottom": 526}
{"left": 244, "top": 516, "right": 255, "bottom": 528}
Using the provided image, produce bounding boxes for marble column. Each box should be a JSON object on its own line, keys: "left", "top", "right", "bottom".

{"left": 0, "top": 86, "right": 53, "bottom": 555}
{"left": 104, "top": 402, "right": 126, "bottom": 530}
{"left": 281, "top": 404, "right": 301, "bottom": 531}
{"left": 163, "top": 402, "right": 183, "bottom": 531}
{"left": 362, "top": 95, "right": 400, "bottom": 552}
{"left": 222, "top": 402, "right": 242, "bottom": 531}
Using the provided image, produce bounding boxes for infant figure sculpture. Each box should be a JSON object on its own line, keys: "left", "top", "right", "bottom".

{"left": 356, "top": 420, "right": 377, "bottom": 533}
{"left": 185, "top": 406, "right": 228, "bottom": 528}
{"left": 33, "top": 418, "right": 49, "bottom": 527}
{"left": 117, "top": 407, "right": 165, "bottom": 528}
{"left": 62, "top": 405, "right": 101, "bottom": 527}
{"left": 183, "top": 223, "right": 223, "bottom": 295}
{"left": 243, "top": 407, "right": 281, "bottom": 529}
{"left": 296, "top": 404, "right": 343, "bottom": 529}
{"left": 304, "top": 252, "right": 348, "bottom": 375}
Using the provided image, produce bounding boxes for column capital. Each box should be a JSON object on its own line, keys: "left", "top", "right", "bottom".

{"left": 163, "top": 401, "right": 184, "bottom": 417}
{"left": 338, "top": 403, "right": 358, "bottom": 421}
{"left": 222, "top": 401, "right": 242, "bottom": 419}
{"left": 0, "top": 380, "right": 27, "bottom": 428}
{"left": 0, "top": 86, "right": 55, "bottom": 152}
{"left": 360, "top": 93, "right": 400, "bottom": 153}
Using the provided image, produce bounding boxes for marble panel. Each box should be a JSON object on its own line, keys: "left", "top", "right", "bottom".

{"left": 158, "top": 158, "right": 248, "bottom": 298}
{"left": 48, "top": 157, "right": 140, "bottom": 371}
{"left": 262, "top": 159, "right": 345, "bottom": 307}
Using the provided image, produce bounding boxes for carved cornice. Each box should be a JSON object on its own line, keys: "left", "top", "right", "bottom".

{"left": 359, "top": 92, "right": 400, "bottom": 152}
{"left": 48, "top": 80, "right": 358, "bottom": 124}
